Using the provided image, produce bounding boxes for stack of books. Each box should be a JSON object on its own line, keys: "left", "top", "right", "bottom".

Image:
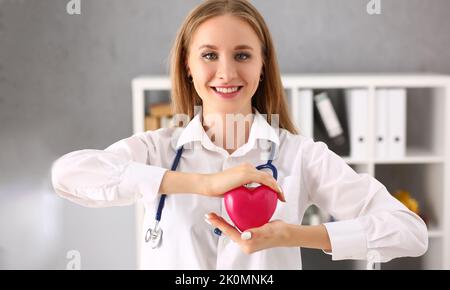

{"left": 145, "top": 103, "right": 173, "bottom": 131}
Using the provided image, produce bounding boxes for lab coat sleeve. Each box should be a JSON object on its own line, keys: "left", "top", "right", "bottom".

{"left": 51, "top": 131, "right": 168, "bottom": 208}
{"left": 301, "top": 138, "right": 428, "bottom": 262}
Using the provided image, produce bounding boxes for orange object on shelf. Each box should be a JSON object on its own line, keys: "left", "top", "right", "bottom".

{"left": 393, "top": 190, "right": 419, "bottom": 215}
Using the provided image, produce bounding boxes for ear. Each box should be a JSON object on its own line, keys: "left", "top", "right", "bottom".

{"left": 185, "top": 59, "right": 191, "bottom": 76}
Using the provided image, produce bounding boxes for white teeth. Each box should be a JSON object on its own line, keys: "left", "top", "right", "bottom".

{"left": 215, "top": 87, "right": 239, "bottom": 93}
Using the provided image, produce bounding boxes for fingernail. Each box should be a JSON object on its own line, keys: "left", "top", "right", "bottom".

{"left": 204, "top": 218, "right": 212, "bottom": 226}
{"left": 241, "top": 231, "right": 252, "bottom": 240}
{"left": 204, "top": 213, "right": 211, "bottom": 219}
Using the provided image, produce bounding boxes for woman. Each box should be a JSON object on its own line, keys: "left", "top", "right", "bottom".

{"left": 52, "top": 0, "right": 427, "bottom": 269}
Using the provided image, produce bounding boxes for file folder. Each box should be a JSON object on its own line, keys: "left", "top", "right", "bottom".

{"left": 375, "top": 89, "right": 389, "bottom": 159}
{"left": 293, "top": 89, "right": 313, "bottom": 138}
{"left": 388, "top": 89, "right": 407, "bottom": 158}
{"left": 345, "top": 89, "right": 369, "bottom": 160}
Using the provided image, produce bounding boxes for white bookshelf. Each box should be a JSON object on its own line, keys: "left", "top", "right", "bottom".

{"left": 132, "top": 74, "right": 450, "bottom": 269}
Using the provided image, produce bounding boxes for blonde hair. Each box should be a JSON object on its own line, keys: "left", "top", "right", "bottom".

{"left": 169, "top": 0, "right": 298, "bottom": 134}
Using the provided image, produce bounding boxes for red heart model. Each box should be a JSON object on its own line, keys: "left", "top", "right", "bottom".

{"left": 224, "top": 185, "right": 278, "bottom": 232}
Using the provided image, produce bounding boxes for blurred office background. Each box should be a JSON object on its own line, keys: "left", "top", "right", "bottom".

{"left": 1, "top": 0, "right": 450, "bottom": 269}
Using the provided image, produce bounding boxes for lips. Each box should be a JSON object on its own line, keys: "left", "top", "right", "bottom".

{"left": 210, "top": 86, "right": 243, "bottom": 99}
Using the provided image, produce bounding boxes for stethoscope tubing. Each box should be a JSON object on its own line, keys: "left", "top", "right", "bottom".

{"left": 146, "top": 141, "right": 277, "bottom": 244}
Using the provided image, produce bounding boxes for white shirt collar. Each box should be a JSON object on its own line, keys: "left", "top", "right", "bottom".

{"left": 172, "top": 107, "right": 280, "bottom": 158}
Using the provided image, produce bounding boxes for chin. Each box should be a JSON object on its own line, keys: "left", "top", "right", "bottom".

{"left": 220, "top": 103, "right": 251, "bottom": 115}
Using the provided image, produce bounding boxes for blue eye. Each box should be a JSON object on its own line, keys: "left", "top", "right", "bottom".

{"left": 202, "top": 52, "right": 217, "bottom": 60}
{"left": 236, "top": 53, "right": 250, "bottom": 61}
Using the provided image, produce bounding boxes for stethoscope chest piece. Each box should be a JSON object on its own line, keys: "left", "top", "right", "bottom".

{"left": 145, "top": 221, "right": 163, "bottom": 249}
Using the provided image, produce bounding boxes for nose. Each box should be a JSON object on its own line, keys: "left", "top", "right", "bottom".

{"left": 216, "top": 56, "right": 238, "bottom": 82}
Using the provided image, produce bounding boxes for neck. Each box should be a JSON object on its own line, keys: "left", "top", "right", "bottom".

{"left": 202, "top": 107, "right": 254, "bottom": 154}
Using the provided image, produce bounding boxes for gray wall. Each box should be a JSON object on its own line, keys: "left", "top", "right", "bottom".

{"left": 0, "top": 0, "right": 449, "bottom": 269}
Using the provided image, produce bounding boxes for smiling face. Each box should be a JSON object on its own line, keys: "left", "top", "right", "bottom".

{"left": 186, "top": 14, "right": 264, "bottom": 116}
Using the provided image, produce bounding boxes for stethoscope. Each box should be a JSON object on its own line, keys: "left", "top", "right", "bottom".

{"left": 145, "top": 141, "right": 278, "bottom": 249}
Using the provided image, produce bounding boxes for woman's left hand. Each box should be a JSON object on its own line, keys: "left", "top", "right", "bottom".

{"left": 205, "top": 212, "right": 289, "bottom": 254}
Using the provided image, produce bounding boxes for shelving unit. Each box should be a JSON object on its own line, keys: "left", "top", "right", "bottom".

{"left": 132, "top": 74, "right": 450, "bottom": 269}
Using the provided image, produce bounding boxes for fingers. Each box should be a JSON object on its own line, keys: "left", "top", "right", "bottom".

{"left": 205, "top": 213, "right": 241, "bottom": 242}
{"left": 206, "top": 214, "right": 288, "bottom": 255}
{"left": 239, "top": 163, "right": 286, "bottom": 202}
{"left": 276, "top": 184, "right": 286, "bottom": 202}
{"left": 205, "top": 213, "right": 259, "bottom": 255}
{"left": 205, "top": 212, "right": 254, "bottom": 242}
{"left": 255, "top": 171, "right": 286, "bottom": 202}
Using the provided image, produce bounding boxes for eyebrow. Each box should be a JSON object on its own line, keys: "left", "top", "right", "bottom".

{"left": 198, "top": 44, "right": 254, "bottom": 51}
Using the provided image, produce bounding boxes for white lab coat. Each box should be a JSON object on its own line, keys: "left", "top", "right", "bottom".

{"left": 51, "top": 108, "right": 428, "bottom": 269}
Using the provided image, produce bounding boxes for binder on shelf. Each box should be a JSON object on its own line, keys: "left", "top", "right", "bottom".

{"left": 313, "top": 91, "right": 350, "bottom": 156}
{"left": 387, "top": 88, "right": 407, "bottom": 158}
{"left": 375, "top": 89, "right": 389, "bottom": 159}
{"left": 291, "top": 89, "right": 313, "bottom": 138}
{"left": 345, "top": 89, "right": 369, "bottom": 160}
{"left": 314, "top": 92, "right": 344, "bottom": 140}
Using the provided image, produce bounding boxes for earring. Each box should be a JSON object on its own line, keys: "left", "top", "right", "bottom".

{"left": 188, "top": 75, "right": 193, "bottom": 83}
{"left": 259, "top": 75, "right": 264, "bottom": 82}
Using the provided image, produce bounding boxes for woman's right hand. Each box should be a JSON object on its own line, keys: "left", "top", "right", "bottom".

{"left": 202, "top": 162, "right": 286, "bottom": 202}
